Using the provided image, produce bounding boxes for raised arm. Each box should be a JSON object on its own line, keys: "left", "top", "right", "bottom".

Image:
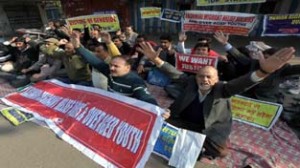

{"left": 214, "top": 30, "right": 251, "bottom": 66}
{"left": 101, "top": 32, "right": 121, "bottom": 57}
{"left": 221, "top": 47, "right": 295, "bottom": 97}
{"left": 177, "top": 31, "right": 188, "bottom": 54}
{"left": 137, "top": 42, "right": 184, "bottom": 79}
{"left": 70, "top": 31, "right": 110, "bottom": 76}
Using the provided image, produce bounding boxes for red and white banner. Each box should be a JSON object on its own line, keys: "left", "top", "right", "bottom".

{"left": 1, "top": 80, "right": 164, "bottom": 168}
{"left": 176, "top": 53, "right": 218, "bottom": 73}
{"left": 183, "top": 10, "right": 258, "bottom": 36}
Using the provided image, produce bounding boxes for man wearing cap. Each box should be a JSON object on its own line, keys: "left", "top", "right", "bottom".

{"left": 21, "top": 38, "right": 64, "bottom": 82}
{"left": 1, "top": 37, "right": 39, "bottom": 72}
{"left": 0, "top": 36, "right": 40, "bottom": 87}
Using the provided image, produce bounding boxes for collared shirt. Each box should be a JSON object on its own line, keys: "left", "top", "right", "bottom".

{"left": 198, "top": 89, "right": 211, "bottom": 102}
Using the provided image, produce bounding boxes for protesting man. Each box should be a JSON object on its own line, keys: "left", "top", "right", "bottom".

{"left": 57, "top": 42, "right": 92, "bottom": 86}
{"left": 124, "top": 25, "right": 138, "bottom": 47}
{"left": 137, "top": 42, "right": 295, "bottom": 159}
{"left": 214, "top": 30, "right": 300, "bottom": 102}
{"left": 21, "top": 38, "right": 63, "bottom": 82}
{"left": 70, "top": 31, "right": 159, "bottom": 106}
{"left": 0, "top": 36, "right": 39, "bottom": 87}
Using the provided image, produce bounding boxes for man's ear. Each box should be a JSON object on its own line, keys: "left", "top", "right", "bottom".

{"left": 126, "top": 64, "right": 131, "bottom": 71}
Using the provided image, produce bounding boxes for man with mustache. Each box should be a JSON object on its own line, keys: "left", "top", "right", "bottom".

{"left": 137, "top": 42, "right": 295, "bottom": 159}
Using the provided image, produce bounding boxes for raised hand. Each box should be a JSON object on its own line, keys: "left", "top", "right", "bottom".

{"left": 259, "top": 47, "right": 295, "bottom": 74}
{"left": 9, "top": 36, "right": 18, "bottom": 43}
{"left": 137, "top": 43, "right": 163, "bottom": 66}
{"left": 100, "top": 32, "right": 112, "bottom": 44}
{"left": 60, "top": 25, "right": 71, "bottom": 37}
{"left": 213, "top": 30, "right": 229, "bottom": 45}
{"left": 70, "top": 31, "right": 81, "bottom": 48}
{"left": 24, "top": 37, "right": 31, "bottom": 43}
{"left": 59, "top": 39, "right": 69, "bottom": 46}
{"left": 136, "top": 42, "right": 161, "bottom": 61}
{"left": 178, "top": 31, "right": 187, "bottom": 42}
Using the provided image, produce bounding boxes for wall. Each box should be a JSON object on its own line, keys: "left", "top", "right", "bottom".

{"left": 0, "top": 1, "right": 48, "bottom": 36}
{"left": 0, "top": 5, "right": 12, "bottom": 37}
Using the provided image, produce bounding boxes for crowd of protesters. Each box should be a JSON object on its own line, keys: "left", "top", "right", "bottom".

{"left": 0, "top": 19, "right": 298, "bottom": 159}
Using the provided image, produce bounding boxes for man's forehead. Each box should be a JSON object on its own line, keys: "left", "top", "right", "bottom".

{"left": 112, "top": 57, "right": 126, "bottom": 64}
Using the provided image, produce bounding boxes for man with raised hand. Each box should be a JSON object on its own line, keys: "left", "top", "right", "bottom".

{"left": 214, "top": 30, "right": 300, "bottom": 102}
{"left": 69, "top": 31, "right": 159, "bottom": 106}
{"left": 137, "top": 42, "right": 295, "bottom": 159}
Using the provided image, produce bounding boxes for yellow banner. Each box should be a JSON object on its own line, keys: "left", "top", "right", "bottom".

{"left": 231, "top": 95, "right": 282, "bottom": 130}
{"left": 140, "top": 7, "right": 161, "bottom": 19}
{"left": 66, "top": 14, "right": 120, "bottom": 32}
{"left": 197, "top": 0, "right": 266, "bottom": 6}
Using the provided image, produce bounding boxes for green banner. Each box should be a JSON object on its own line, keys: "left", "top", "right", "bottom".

{"left": 66, "top": 14, "right": 120, "bottom": 32}
{"left": 140, "top": 7, "right": 161, "bottom": 19}
{"left": 231, "top": 95, "right": 282, "bottom": 130}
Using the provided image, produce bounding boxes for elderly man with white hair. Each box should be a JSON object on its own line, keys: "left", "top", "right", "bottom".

{"left": 137, "top": 41, "right": 295, "bottom": 159}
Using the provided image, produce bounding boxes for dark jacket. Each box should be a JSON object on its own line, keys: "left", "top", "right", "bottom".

{"left": 76, "top": 46, "right": 158, "bottom": 105}
{"left": 159, "top": 62, "right": 259, "bottom": 146}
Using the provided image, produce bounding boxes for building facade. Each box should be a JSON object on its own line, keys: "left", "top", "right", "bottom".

{"left": 0, "top": 0, "right": 61, "bottom": 37}
{"left": 60, "top": 0, "right": 300, "bottom": 34}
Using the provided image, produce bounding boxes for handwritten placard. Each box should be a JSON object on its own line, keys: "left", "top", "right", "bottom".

{"left": 231, "top": 95, "right": 283, "bottom": 130}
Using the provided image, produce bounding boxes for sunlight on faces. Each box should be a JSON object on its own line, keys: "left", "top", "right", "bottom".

{"left": 196, "top": 66, "right": 219, "bottom": 91}
{"left": 160, "top": 40, "right": 171, "bottom": 50}
{"left": 109, "top": 57, "right": 131, "bottom": 77}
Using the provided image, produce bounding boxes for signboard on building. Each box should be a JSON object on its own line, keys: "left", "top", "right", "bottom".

{"left": 182, "top": 10, "right": 258, "bottom": 36}
{"left": 262, "top": 13, "right": 300, "bottom": 36}
{"left": 140, "top": 7, "right": 161, "bottom": 19}
{"left": 66, "top": 14, "right": 120, "bottom": 32}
